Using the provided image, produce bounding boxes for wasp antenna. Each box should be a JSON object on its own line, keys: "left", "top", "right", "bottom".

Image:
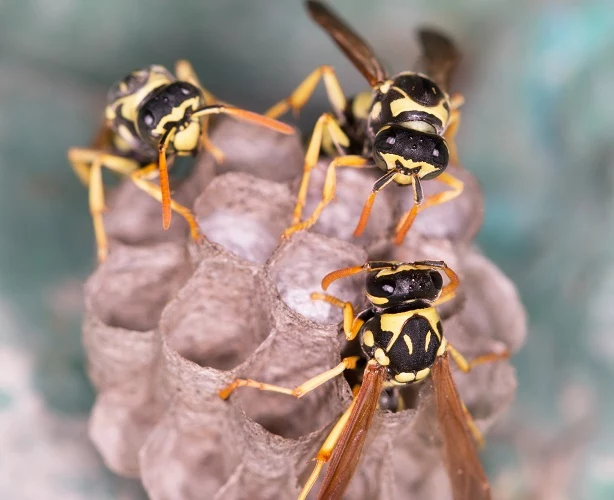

{"left": 157, "top": 127, "right": 175, "bottom": 230}
{"left": 321, "top": 265, "right": 368, "bottom": 290}
{"left": 321, "top": 261, "right": 398, "bottom": 290}
{"left": 191, "top": 105, "right": 295, "bottom": 135}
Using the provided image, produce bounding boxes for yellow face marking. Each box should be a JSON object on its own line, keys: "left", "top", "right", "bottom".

{"left": 374, "top": 348, "right": 390, "bottom": 366}
{"left": 172, "top": 120, "right": 201, "bottom": 152}
{"left": 375, "top": 264, "right": 416, "bottom": 277}
{"left": 151, "top": 96, "right": 201, "bottom": 137}
{"left": 403, "top": 334, "right": 413, "bottom": 355}
{"left": 415, "top": 367, "right": 431, "bottom": 381}
{"left": 394, "top": 372, "right": 416, "bottom": 383}
{"left": 437, "top": 337, "right": 447, "bottom": 356}
{"left": 378, "top": 80, "right": 392, "bottom": 94}
{"left": 425, "top": 331, "right": 431, "bottom": 352}
{"left": 378, "top": 153, "right": 441, "bottom": 180}
{"left": 366, "top": 293, "right": 389, "bottom": 305}
{"left": 353, "top": 91, "right": 374, "bottom": 120}
{"left": 363, "top": 330, "right": 375, "bottom": 347}
{"left": 369, "top": 101, "right": 382, "bottom": 121}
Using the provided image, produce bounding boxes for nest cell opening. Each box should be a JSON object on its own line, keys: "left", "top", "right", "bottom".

{"left": 195, "top": 173, "right": 295, "bottom": 265}
{"left": 232, "top": 331, "right": 349, "bottom": 441}
{"left": 161, "top": 260, "right": 271, "bottom": 371}
{"left": 87, "top": 243, "right": 192, "bottom": 332}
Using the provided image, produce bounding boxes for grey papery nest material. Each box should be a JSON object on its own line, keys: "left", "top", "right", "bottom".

{"left": 83, "top": 118, "right": 526, "bottom": 500}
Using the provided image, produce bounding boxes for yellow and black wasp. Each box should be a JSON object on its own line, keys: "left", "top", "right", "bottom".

{"left": 219, "top": 260, "right": 508, "bottom": 500}
{"left": 267, "top": 1, "right": 465, "bottom": 244}
{"left": 68, "top": 61, "right": 294, "bottom": 261}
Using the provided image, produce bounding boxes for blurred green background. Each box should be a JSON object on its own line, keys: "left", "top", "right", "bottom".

{"left": 1, "top": 0, "right": 613, "bottom": 498}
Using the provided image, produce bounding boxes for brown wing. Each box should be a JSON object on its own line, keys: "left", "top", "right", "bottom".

{"left": 317, "top": 362, "right": 387, "bottom": 500}
{"left": 431, "top": 353, "right": 491, "bottom": 500}
{"left": 306, "top": 0, "right": 387, "bottom": 86}
{"left": 417, "top": 28, "right": 460, "bottom": 92}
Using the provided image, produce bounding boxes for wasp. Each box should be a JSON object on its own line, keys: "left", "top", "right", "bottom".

{"left": 219, "top": 260, "right": 509, "bottom": 499}
{"left": 267, "top": 1, "right": 465, "bottom": 244}
{"left": 68, "top": 61, "right": 294, "bottom": 261}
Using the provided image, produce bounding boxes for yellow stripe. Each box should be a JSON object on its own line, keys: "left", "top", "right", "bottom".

{"left": 403, "top": 334, "right": 413, "bottom": 355}
{"left": 152, "top": 96, "right": 201, "bottom": 136}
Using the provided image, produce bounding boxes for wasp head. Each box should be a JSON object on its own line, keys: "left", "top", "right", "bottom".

{"left": 136, "top": 81, "right": 204, "bottom": 154}
{"left": 372, "top": 125, "right": 449, "bottom": 182}
{"left": 365, "top": 265, "right": 443, "bottom": 307}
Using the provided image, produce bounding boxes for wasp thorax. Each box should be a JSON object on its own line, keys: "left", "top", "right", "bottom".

{"left": 372, "top": 126, "right": 449, "bottom": 180}
{"left": 136, "top": 81, "right": 203, "bottom": 145}
{"left": 366, "top": 267, "right": 443, "bottom": 307}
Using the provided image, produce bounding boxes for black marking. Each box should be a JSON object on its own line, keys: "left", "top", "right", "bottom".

{"left": 360, "top": 308, "right": 441, "bottom": 378}
{"left": 372, "top": 126, "right": 449, "bottom": 179}
{"left": 392, "top": 73, "right": 446, "bottom": 107}
{"left": 136, "top": 81, "right": 202, "bottom": 144}
{"left": 366, "top": 269, "right": 443, "bottom": 306}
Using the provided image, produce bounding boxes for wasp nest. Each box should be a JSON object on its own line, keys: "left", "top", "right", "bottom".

{"left": 83, "top": 117, "right": 526, "bottom": 499}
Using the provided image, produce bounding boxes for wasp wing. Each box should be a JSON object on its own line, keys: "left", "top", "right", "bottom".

{"left": 431, "top": 353, "right": 491, "bottom": 500}
{"left": 317, "top": 362, "right": 387, "bottom": 500}
{"left": 417, "top": 28, "right": 460, "bottom": 92}
{"left": 306, "top": 0, "right": 388, "bottom": 87}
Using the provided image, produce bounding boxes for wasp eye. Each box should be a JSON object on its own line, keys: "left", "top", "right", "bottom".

{"left": 378, "top": 278, "right": 396, "bottom": 296}
{"left": 143, "top": 111, "right": 155, "bottom": 127}
{"left": 386, "top": 135, "right": 396, "bottom": 146}
{"left": 432, "top": 148, "right": 440, "bottom": 157}
{"left": 429, "top": 271, "right": 443, "bottom": 290}
{"left": 179, "top": 85, "right": 192, "bottom": 96}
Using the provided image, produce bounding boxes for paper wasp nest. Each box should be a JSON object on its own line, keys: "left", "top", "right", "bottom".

{"left": 84, "top": 118, "right": 526, "bottom": 500}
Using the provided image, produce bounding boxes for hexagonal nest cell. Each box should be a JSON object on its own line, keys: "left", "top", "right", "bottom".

{"left": 83, "top": 117, "right": 526, "bottom": 499}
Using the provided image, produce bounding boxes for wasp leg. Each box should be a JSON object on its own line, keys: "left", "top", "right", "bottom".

{"left": 446, "top": 343, "right": 510, "bottom": 374}
{"left": 393, "top": 171, "right": 464, "bottom": 245}
{"left": 175, "top": 59, "right": 225, "bottom": 163}
{"left": 130, "top": 164, "right": 204, "bottom": 243}
{"left": 353, "top": 169, "right": 399, "bottom": 236}
{"left": 285, "top": 113, "right": 352, "bottom": 230}
{"left": 68, "top": 148, "right": 139, "bottom": 262}
{"left": 284, "top": 153, "right": 370, "bottom": 237}
{"left": 298, "top": 397, "right": 357, "bottom": 500}
{"left": 69, "top": 154, "right": 92, "bottom": 186}
{"left": 311, "top": 292, "right": 364, "bottom": 340}
{"left": 265, "top": 65, "right": 347, "bottom": 120}
{"left": 218, "top": 356, "right": 360, "bottom": 400}
{"left": 460, "top": 399, "right": 485, "bottom": 448}
{"left": 445, "top": 93, "right": 465, "bottom": 166}
{"left": 446, "top": 342, "right": 509, "bottom": 446}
